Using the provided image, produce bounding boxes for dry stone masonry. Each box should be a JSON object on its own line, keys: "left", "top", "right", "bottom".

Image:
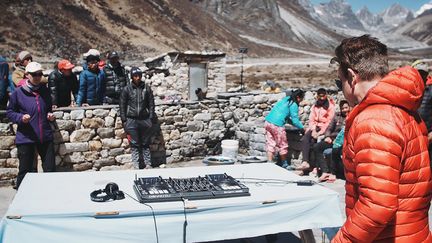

{"left": 0, "top": 90, "right": 342, "bottom": 186}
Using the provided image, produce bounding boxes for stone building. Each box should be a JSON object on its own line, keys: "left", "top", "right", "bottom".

{"left": 142, "top": 51, "right": 226, "bottom": 101}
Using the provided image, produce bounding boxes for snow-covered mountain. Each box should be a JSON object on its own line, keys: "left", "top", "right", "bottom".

{"left": 313, "top": 0, "right": 364, "bottom": 30}
{"left": 416, "top": 1, "right": 432, "bottom": 17}
{"left": 356, "top": 6, "right": 384, "bottom": 30}
{"left": 380, "top": 3, "right": 414, "bottom": 28}
{"left": 397, "top": 5, "right": 432, "bottom": 46}
{"left": 300, "top": 0, "right": 429, "bottom": 50}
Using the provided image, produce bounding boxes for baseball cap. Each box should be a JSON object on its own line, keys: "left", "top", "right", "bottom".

{"left": 58, "top": 59, "right": 75, "bottom": 70}
{"left": 83, "top": 49, "right": 100, "bottom": 58}
{"left": 25, "top": 62, "right": 44, "bottom": 73}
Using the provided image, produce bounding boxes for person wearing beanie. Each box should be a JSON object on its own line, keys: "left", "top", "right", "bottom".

{"left": 48, "top": 59, "right": 79, "bottom": 108}
{"left": 6, "top": 61, "right": 56, "bottom": 189}
{"left": 120, "top": 67, "right": 157, "bottom": 169}
{"left": 11, "top": 51, "right": 32, "bottom": 86}
{"left": 76, "top": 55, "right": 106, "bottom": 106}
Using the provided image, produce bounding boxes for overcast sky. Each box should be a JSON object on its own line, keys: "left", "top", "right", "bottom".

{"left": 310, "top": 0, "right": 431, "bottom": 13}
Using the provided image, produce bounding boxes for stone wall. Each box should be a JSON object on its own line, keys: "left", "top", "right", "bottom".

{"left": 143, "top": 53, "right": 226, "bottom": 101}
{"left": 0, "top": 90, "right": 342, "bottom": 186}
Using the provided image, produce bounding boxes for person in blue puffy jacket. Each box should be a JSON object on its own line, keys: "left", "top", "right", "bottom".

{"left": 265, "top": 89, "right": 305, "bottom": 168}
{"left": 76, "top": 54, "right": 106, "bottom": 106}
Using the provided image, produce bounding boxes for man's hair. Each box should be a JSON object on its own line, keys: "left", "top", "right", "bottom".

{"left": 317, "top": 88, "right": 327, "bottom": 95}
{"left": 334, "top": 35, "right": 389, "bottom": 81}
{"left": 339, "top": 100, "right": 348, "bottom": 109}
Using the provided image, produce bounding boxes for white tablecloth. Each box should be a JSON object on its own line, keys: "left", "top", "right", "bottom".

{"left": 0, "top": 163, "right": 343, "bottom": 243}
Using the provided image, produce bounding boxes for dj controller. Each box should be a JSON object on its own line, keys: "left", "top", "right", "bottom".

{"left": 133, "top": 173, "right": 250, "bottom": 203}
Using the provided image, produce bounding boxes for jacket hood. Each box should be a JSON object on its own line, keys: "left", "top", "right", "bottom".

{"left": 346, "top": 66, "right": 424, "bottom": 127}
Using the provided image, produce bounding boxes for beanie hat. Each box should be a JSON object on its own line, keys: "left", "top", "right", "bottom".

{"left": 412, "top": 60, "right": 428, "bottom": 71}
{"left": 17, "top": 51, "right": 32, "bottom": 62}
{"left": 130, "top": 67, "right": 143, "bottom": 76}
{"left": 108, "top": 51, "right": 119, "bottom": 59}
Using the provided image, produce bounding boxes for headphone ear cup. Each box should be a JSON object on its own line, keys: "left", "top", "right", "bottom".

{"left": 91, "top": 183, "right": 124, "bottom": 202}
{"left": 114, "top": 190, "right": 125, "bottom": 200}
{"left": 90, "top": 189, "right": 111, "bottom": 202}
{"left": 105, "top": 183, "right": 119, "bottom": 197}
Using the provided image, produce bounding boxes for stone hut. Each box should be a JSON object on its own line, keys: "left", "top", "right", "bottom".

{"left": 142, "top": 51, "right": 226, "bottom": 101}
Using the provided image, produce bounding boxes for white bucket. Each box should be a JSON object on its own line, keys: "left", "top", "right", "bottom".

{"left": 221, "top": 140, "right": 239, "bottom": 147}
{"left": 221, "top": 140, "right": 239, "bottom": 159}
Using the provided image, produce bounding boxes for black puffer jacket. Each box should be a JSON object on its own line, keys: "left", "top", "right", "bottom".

{"left": 48, "top": 69, "right": 79, "bottom": 107}
{"left": 103, "top": 62, "right": 128, "bottom": 104}
{"left": 119, "top": 81, "right": 156, "bottom": 123}
{"left": 418, "top": 84, "right": 432, "bottom": 132}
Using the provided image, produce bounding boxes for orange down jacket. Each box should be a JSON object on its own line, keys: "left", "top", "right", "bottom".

{"left": 333, "top": 66, "right": 432, "bottom": 243}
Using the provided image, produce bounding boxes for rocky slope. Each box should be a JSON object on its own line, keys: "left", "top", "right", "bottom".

{"left": 0, "top": 0, "right": 343, "bottom": 62}
{"left": 396, "top": 10, "right": 432, "bottom": 46}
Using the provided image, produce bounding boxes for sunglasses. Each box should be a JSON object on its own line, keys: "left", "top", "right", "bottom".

{"left": 335, "top": 79, "right": 342, "bottom": 91}
{"left": 31, "top": 72, "right": 43, "bottom": 77}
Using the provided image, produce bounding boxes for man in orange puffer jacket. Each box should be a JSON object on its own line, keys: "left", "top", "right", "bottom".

{"left": 331, "top": 35, "right": 432, "bottom": 242}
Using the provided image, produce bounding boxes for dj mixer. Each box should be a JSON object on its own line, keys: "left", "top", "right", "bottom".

{"left": 133, "top": 173, "right": 250, "bottom": 203}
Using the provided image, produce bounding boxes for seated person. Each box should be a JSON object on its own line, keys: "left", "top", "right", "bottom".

{"left": 309, "top": 100, "right": 349, "bottom": 180}
{"left": 320, "top": 125, "right": 346, "bottom": 182}
{"left": 297, "top": 88, "right": 335, "bottom": 174}
{"left": 264, "top": 89, "right": 305, "bottom": 168}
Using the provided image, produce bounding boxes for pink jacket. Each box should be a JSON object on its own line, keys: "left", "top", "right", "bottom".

{"left": 308, "top": 99, "right": 335, "bottom": 134}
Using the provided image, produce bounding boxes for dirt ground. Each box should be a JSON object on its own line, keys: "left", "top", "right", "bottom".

{"left": 226, "top": 58, "right": 409, "bottom": 91}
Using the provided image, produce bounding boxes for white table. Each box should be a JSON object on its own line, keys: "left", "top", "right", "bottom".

{"left": 0, "top": 163, "right": 343, "bottom": 243}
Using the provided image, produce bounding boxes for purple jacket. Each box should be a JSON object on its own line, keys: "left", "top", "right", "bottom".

{"left": 7, "top": 82, "right": 53, "bottom": 144}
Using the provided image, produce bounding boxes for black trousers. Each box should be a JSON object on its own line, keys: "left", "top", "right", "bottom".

{"left": 125, "top": 118, "right": 153, "bottom": 169}
{"left": 331, "top": 147, "right": 345, "bottom": 179}
{"left": 312, "top": 140, "right": 333, "bottom": 173}
{"left": 16, "top": 141, "right": 56, "bottom": 189}
{"left": 300, "top": 130, "right": 317, "bottom": 166}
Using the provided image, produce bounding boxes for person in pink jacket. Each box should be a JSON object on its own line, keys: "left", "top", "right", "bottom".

{"left": 296, "top": 88, "right": 335, "bottom": 175}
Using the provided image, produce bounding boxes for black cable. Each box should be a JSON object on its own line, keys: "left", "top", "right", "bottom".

{"left": 181, "top": 197, "right": 188, "bottom": 243}
{"left": 124, "top": 192, "right": 159, "bottom": 243}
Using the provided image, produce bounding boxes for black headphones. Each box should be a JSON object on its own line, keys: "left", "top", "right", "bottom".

{"left": 90, "top": 183, "right": 125, "bottom": 202}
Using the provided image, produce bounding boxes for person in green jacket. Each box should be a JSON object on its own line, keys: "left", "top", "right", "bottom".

{"left": 265, "top": 89, "right": 305, "bottom": 168}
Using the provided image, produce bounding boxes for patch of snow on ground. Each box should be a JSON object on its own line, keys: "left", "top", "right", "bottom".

{"left": 278, "top": 5, "right": 335, "bottom": 46}
{"left": 239, "top": 35, "right": 331, "bottom": 59}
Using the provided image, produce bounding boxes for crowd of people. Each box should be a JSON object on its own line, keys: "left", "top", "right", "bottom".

{"left": 265, "top": 87, "right": 349, "bottom": 182}
{"left": 2, "top": 49, "right": 157, "bottom": 189}
{"left": 2, "top": 35, "right": 432, "bottom": 241}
